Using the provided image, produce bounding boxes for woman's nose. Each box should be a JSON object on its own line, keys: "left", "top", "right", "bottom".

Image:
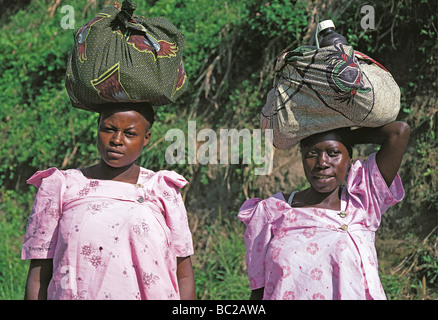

{"left": 110, "top": 131, "right": 123, "bottom": 145}
{"left": 316, "top": 153, "right": 329, "bottom": 168}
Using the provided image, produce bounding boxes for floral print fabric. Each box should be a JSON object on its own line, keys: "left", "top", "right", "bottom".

{"left": 238, "top": 153, "right": 404, "bottom": 300}
{"left": 22, "top": 167, "right": 193, "bottom": 300}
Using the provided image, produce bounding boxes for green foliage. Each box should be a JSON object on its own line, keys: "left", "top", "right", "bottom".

{"left": 249, "top": 0, "right": 309, "bottom": 41}
{"left": 194, "top": 219, "right": 249, "bottom": 300}
{"left": 379, "top": 273, "right": 411, "bottom": 300}
{"left": 340, "top": 0, "right": 437, "bottom": 91}
{"left": 0, "top": 189, "right": 34, "bottom": 299}
{"left": 381, "top": 232, "right": 438, "bottom": 300}
{"left": 0, "top": 0, "right": 100, "bottom": 187}
{"left": 147, "top": 0, "right": 251, "bottom": 77}
{"left": 405, "top": 126, "right": 438, "bottom": 213}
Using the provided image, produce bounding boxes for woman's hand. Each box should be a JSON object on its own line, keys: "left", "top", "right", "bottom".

{"left": 250, "top": 287, "right": 264, "bottom": 300}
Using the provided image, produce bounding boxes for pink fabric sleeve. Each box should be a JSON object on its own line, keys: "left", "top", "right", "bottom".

{"left": 347, "top": 153, "right": 405, "bottom": 229}
{"left": 238, "top": 198, "right": 273, "bottom": 290}
{"left": 22, "top": 168, "right": 66, "bottom": 260}
{"left": 156, "top": 171, "right": 194, "bottom": 257}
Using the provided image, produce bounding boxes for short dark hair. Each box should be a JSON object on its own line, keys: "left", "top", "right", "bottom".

{"left": 300, "top": 127, "right": 353, "bottom": 158}
{"left": 96, "top": 102, "right": 155, "bottom": 132}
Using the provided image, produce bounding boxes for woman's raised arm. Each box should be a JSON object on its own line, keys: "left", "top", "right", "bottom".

{"left": 350, "top": 121, "right": 410, "bottom": 186}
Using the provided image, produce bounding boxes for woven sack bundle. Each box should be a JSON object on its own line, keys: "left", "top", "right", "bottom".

{"left": 261, "top": 44, "right": 400, "bottom": 149}
{"left": 65, "top": 0, "right": 187, "bottom": 111}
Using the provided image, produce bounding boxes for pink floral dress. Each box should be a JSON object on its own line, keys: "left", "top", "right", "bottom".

{"left": 22, "top": 167, "right": 193, "bottom": 300}
{"left": 238, "top": 153, "right": 404, "bottom": 300}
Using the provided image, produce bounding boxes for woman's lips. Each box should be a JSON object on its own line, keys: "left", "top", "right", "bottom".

{"left": 313, "top": 175, "right": 335, "bottom": 182}
{"left": 107, "top": 150, "right": 124, "bottom": 159}
{"left": 313, "top": 175, "right": 334, "bottom": 179}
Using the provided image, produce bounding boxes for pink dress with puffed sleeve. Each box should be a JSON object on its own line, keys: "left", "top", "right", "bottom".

{"left": 22, "top": 167, "right": 193, "bottom": 300}
{"left": 238, "top": 153, "right": 404, "bottom": 300}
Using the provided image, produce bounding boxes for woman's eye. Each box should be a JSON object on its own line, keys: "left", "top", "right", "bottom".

{"left": 304, "top": 151, "right": 317, "bottom": 158}
{"left": 101, "top": 127, "right": 114, "bottom": 132}
{"left": 328, "top": 150, "right": 341, "bottom": 156}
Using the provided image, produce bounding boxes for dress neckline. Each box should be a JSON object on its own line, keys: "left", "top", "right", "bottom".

{"left": 277, "top": 188, "right": 347, "bottom": 213}
{"left": 76, "top": 167, "right": 144, "bottom": 186}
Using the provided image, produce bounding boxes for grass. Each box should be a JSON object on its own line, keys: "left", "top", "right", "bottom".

{"left": 0, "top": 189, "right": 32, "bottom": 300}
{"left": 193, "top": 218, "right": 249, "bottom": 300}
{"left": 0, "top": 223, "right": 28, "bottom": 300}
{"left": 378, "top": 229, "right": 438, "bottom": 300}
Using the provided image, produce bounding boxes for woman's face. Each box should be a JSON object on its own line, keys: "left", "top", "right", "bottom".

{"left": 97, "top": 110, "right": 151, "bottom": 168}
{"left": 301, "top": 133, "right": 351, "bottom": 194}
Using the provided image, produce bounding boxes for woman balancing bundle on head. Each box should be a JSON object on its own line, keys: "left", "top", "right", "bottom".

{"left": 238, "top": 122, "right": 410, "bottom": 300}
{"left": 22, "top": 104, "right": 195, "bottom": 300}
{"left": 239, "top": 19, "right": 409, "bottom": 300}
{"left": 22, "top": 1, "right": 194, "bottom": 300}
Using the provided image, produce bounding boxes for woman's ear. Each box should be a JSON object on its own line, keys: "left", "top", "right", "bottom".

{"left": 143, "top": 131, "right": 152, "bottom": 148}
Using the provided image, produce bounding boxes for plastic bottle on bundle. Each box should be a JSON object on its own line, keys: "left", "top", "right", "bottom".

{"left": 317, "top": 20, "right": 349, "bottom": 48}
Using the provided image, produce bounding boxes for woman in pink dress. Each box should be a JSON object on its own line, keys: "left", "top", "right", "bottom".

{"left": 22, "top": 103, "right": 195, "bottom": 300}
{"left": 238, "top": 121, "right": 410, "bottom": 300}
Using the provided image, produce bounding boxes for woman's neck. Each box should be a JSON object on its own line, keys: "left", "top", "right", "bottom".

{"left": 294, "top": 187, "right": 342, "bottom": 211}
{"left": 82, "top": 162, "right": 140, "bottom": 184}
